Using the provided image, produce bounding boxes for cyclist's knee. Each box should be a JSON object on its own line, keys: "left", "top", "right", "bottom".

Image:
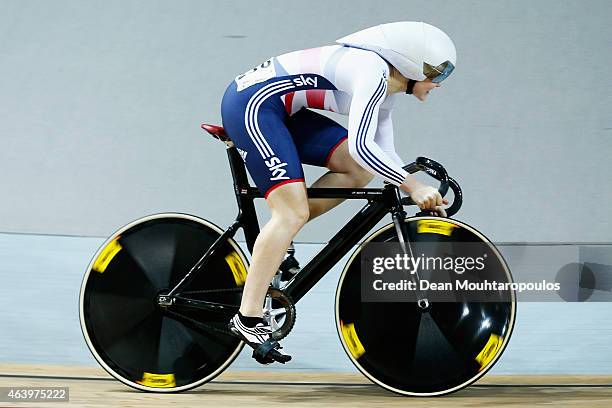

{"left": 349, "top": 166, "right": 374, "bottom": 187}
{"left": 327, "top": 143, "right": 374, "bottom": 186}
{"left": 341, "top": 162, "right": 374, "bottom": 187}
{"left": 267, "top": 182, "right": 309, "bottom": 230}
{"left": 326, "top": 141, "right": 351, "bottom": 173}
{"left": 272, "top": 205, "right": 309, "bottom": 231}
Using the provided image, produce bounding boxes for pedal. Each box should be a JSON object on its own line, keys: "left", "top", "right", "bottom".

{"left": 252, "top": 340, "right": 291, "bottom": 364}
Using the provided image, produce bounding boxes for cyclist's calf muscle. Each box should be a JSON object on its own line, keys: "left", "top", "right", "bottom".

{"left": 238, "top": 182, "right": 308, "bottom": 317}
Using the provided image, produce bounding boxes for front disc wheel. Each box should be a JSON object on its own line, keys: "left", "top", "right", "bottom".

{"left": 335, "top": 217, "right": 516, "bottom": 396}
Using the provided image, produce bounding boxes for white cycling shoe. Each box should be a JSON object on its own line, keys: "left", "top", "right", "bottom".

{"left": 228, "top": 313, "right": 292, "bottom": 365}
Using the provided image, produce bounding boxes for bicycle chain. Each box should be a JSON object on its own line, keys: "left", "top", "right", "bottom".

{"left": 163, "top": 308, "right": 234, "bottom": 337}
{"left": 166, "top": 287, "right": 294, "bottom": 340}
{"left": 181, "top": 287, "right": 243, "bottom": 295}
{"left": 162, "top": 287, "right": 243, "bottom": 336}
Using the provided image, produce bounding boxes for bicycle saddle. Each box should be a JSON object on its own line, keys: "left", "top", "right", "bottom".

{"left": 201, "top": 123, "right": 231, "bottom": 142}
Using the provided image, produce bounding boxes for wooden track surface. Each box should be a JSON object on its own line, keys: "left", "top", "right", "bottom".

{"left": 0, "top": 364, "right": 611, "bottom": 407}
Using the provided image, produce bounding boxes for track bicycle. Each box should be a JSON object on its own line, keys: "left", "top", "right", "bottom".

{"left": 79, "top": 123, "right": 516, "bottom": 396}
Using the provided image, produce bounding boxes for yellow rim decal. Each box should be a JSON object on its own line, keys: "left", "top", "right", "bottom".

{"left": 475, "top": 333, "right": 503, "bottom": 371}
{"left": 341, "top": 321, "right": 365, "bottom": 359}
{"left": 416, "top": 220, "right": 457, "bottom": 236}
{"left": 225, "top": 251, "right": 247, "bottom": 286}
{"left": 92, "top": 238, "right": 122, "bottom": 273}
{"left": 136, "top": 372, "right": 176, "bottom": 388}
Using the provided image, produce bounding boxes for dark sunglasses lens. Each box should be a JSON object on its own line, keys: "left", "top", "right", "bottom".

{"left": 424, "top": 61, "right": 455, "bottom": 83}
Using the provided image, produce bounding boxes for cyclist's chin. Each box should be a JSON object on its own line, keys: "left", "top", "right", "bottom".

{"left": 413, "top": 93, "right": 429, "bottom": 102}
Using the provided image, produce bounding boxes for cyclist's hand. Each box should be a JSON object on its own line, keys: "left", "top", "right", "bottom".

{"left": 410, "top": 185, "right": 449, "bottom": 217}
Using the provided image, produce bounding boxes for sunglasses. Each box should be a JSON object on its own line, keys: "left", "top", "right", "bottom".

{"left": 423, "top": 61, "right": 455, "bottom": 83}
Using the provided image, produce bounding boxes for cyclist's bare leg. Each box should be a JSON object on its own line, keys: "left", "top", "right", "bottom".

{"left": 239, "top": 182, "right": 309, "bottom": 317}
{"left": 308, "top": 140, "right": 374, "bottom": 220}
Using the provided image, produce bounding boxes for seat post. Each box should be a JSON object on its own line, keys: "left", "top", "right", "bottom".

{"left": 201, "top": 122, "right": 260, "bottom": 251}
{"left": 226, "top": 143, "right": 250, "bottom": 190}
{"left": 225, "top": 143, "right": 260, "bottom": 253}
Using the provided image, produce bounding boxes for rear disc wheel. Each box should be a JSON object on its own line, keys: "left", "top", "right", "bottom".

{"left": 79, "top": 213, "right": 248, "bottom": 392}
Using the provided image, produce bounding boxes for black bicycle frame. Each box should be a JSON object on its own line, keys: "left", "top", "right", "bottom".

{"left": 165, "top": 141, "right": 459, "bottom": 306}
{"left": 165, "top": 142, "right": 410, "bottom": 306}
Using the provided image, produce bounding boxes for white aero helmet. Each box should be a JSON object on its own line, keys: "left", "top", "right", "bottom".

{"left": 336, "top": 21, "right": 456, "bottom": 83}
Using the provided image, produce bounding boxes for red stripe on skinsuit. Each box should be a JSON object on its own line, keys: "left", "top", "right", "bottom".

{"left": 284, "top": 92, "right": 295, "bottom": 115}
{"left": 306, "top": 89, "right": 325, "bottom": 109}
{"left": 325, "top": 136, "right": 348, "bottom": 166}
{"left": 264, "top": 178, "right": 306, "bottom": 199}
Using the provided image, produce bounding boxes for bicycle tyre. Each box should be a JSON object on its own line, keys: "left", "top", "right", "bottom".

{"left": 335, "top": 216, "right": 516, "bottom": 396}
{"left": 79, "top": 213, "right": 248, "bottom": 392}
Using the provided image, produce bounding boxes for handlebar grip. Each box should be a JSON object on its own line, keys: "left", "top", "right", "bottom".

{"left": 400, "top": 157, "right": 463, "bottom": 217}
{"left": 403, "top": 157, "right": 449, "bottom": 197}
{"left": 408, "top": 177, "right": 462, "bottom": 217}
{"left": 444, "top": 176, "right": 462, "bottom": 217}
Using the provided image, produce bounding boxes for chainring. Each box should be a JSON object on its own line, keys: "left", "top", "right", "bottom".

{"left": 263, "top": 288, "right": 296, "bottom": 341}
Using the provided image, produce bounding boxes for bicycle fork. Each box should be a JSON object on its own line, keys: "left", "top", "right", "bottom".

{"left": 390, "top": 196, "right": 430, "bottom": 310}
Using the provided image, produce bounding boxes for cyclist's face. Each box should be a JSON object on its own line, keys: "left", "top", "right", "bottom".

{"left": 412, "top": 79, "right": 440, "bottom": 102}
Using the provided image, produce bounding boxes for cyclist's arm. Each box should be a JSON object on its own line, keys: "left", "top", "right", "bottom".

{"left": 352, "top": 83, "right": 444, "bottom": 210}
{"left": 346, "top": 71, "right": 408, "bottom": 187}
{"left": 374, "top": 106, "right": 405, "bottom": 168}
{"left": 371, "top": 98, "right": 451, "bottom": 204}
{"left": 374, "top": 108, "right": 424, "bottom": 194}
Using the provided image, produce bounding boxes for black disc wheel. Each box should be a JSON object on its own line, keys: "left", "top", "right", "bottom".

{"left": 79, "top": 213, "right": 249, "bottom": 392}
{"left": 335, "top": 216, "right": 516, "bottom": 396}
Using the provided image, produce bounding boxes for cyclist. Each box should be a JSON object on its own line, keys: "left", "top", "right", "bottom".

{"left": 222, "top": 21, "right": 456, "bottom": 364}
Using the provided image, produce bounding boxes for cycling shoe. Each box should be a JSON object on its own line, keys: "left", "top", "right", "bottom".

{"left": 228, "top": 314, "right": 292, "bottom": 365}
